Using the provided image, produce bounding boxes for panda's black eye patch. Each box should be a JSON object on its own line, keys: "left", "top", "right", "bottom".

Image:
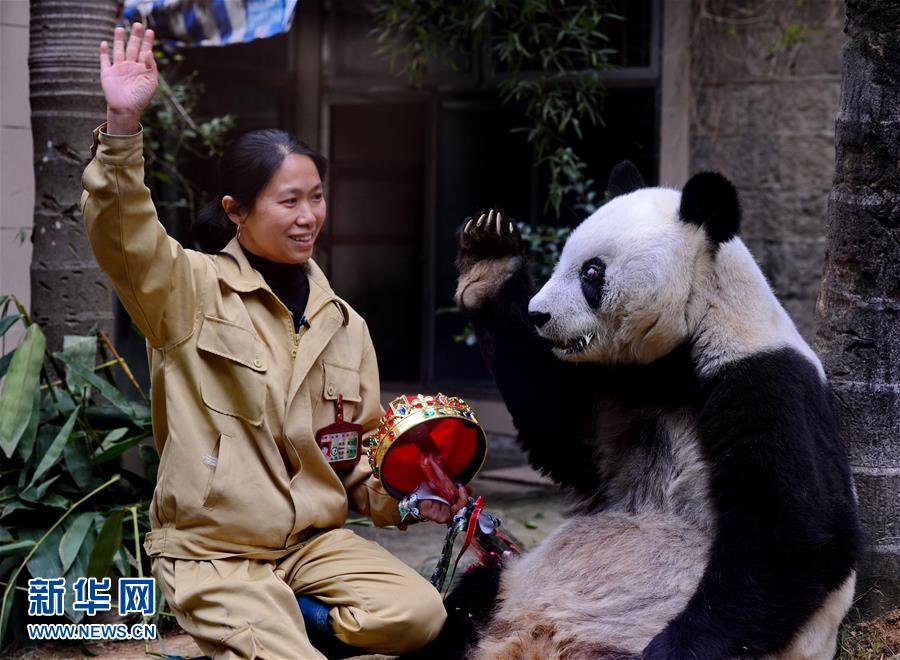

{"left": 580, "top": 258, "right": 606, "bottom": 308}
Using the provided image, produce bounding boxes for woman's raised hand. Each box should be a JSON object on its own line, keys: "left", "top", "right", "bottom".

{"left": 100, "top": 23, "right": 158, "bottom": 135}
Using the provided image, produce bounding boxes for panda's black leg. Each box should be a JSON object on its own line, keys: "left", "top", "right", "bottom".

{"left": 400, "top": 562, "right": 504, "bottom": 660}
{"left": 642, "top": 352, "right": 862, "bottom": 659}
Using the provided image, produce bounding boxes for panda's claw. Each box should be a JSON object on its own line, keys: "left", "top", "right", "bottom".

{"left": 508, "top": 221, "right": 514, "bottom": 235}
{"left": 464, "top": 218, "right": 474, "bottom": 234}
{"left": 495, "top": 211, "right": 503, "bottom": 235}
{"left": 476, "top": 213, "right": 486, "bottom": 229}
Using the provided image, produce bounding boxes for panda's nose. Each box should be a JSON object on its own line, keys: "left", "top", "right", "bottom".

{"left": 529, "top": 311, "right": 551, "bottom": 328}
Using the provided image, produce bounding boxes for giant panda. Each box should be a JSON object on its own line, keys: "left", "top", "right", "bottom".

{"left": 420, "top": 163, "right": 862, "bottom": 660}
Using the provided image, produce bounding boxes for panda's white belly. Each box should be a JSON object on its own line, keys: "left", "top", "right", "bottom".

{"left": 478, "top": 513, "right": 711, "bottom": 659}
{"left": 474, "top": 414, "right": 715, "bottom": 659}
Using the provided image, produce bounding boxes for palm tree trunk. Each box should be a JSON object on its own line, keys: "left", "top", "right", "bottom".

{"left": 29, "top": 0, "right": 119, "bottom": 349}
{"left": 816, "top": 0, "right": 900, "bottom": 618}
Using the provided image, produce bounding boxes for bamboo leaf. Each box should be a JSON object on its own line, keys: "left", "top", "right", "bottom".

{"left": 20, "top": 527, "right": 65, "bottom": 579}
{"left": 94, "top": 432, "right": 147, "bottom": 465}
{"left": 0, "top": 541, "right": 35, "bottom": 558}
{"left": 0, "top": 526, "right": 10, "bottom": 543}
{"left": 60, "top": 336, "right": 97, "bottom": 397}
{"left": 0, "top": 349, "right": 14, "bottom": 381}
{"left": 16, "top": 388, "right": 41, "bottom": 463}
{"left": 53, "top": 354, "right": 143, "bottom": 420}
{"left": 63, "top": 434, "right": 94, "bottom": 490}
{"left": 0, "top": 324, "right": 46, "bottom": 458}
{"left": 0, "top": 315, "right": 19, "bottom": 338}
{"left": 0, "top": 474, "right": 121, "bottom": 647}
{"left": 29, "top": 408, "right": 79, "bottom": 487}
{"left": 87, "top": 509, "right": 124, "bottom": 579}
{"left": 59, "top": 512, "right": 94, "bottom": 574}
{"left": 40, "top": 494, "right": 71, "bottom": 510}
{"left": 20, "top": 474, "right": 61, "bottom": 502}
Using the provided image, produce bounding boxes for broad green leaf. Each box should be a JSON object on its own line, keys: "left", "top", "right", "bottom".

{"left": 0, "top": 315, "right": 19, "bottom": 338}
{"left": 0, "top": 501, "right": 34, "bottom": 520}
{"left": 20, "top": 474, "right": 61, "bottom": 502}
{"left": 112, "top": 546, "right": 130, "bottom": 578}
{"left": 59, "top": 512, "right": 94, "bottom": 574}
{"left": 62, "top": 524, "right": 95, "bottom": 624}
{"left": 94, "top": 433, "right": 146, "bottom": 465}
{"left": 40, "top": 494, "right": 70, "bottom": 509}
{"left": 26, "top": 423, "right": 60, "bottom": 472}
{"left": 44, "top": 388, "right": 76, "bottom": 419}
{"left": 0, "top": 555, "right": 17, "bottom": 578}
{"left": 63, "top": 435, "right": 94, "bottom": 490}
{"left": 0, "top": 540, "right": 35, "bottom": 557}
{"left": 0, "top": 349, "right": 14, "bottom": 380}
{"left": 53, "top": 353, "right": 141, "bottom": 419}
{"left": 0, "top": 324, "right": 46, "bottom": 458}
{"left": 100, "top": 427, "right": 128, "bottom": 447}
{"left": 28, "top": 408, "right": 79, "bottom": 487}
{"left": 0, "top": 526, "right": 11, "bottom": 543}
{"left": 60, "top": 336, "right": 97, "bottom": 398}
{"left": 21, "top": 527, "right": 64, "bottom": 579}
{"left": 87, "top": 509, "right": 124, "bottom": 579}
{"left": 16, "top": 388, "right": 41, "bottom": 463}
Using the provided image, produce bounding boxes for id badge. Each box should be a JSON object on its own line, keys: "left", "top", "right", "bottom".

{"left": 316, "top": 394, "right": 362, "bottom": 472}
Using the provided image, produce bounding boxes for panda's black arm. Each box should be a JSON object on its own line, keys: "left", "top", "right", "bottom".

{"left": 643, "top": 349, "right": 862, "bottom": 659}
{"left": 466, "top": 266, "right": 604, "bottom": 494}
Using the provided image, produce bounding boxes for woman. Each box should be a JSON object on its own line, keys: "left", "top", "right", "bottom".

{"left": 83, "top": 23, "right": 464, "bottom": 659}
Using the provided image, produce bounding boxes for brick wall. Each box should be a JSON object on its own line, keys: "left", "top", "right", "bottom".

{"left": 689, "top": 0, "right": 845, "bottom": 340}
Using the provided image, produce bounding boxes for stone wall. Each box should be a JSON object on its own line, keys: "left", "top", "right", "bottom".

{"left": 0, "top": 1, "right": 33, "bottom": 351}
{"left": 689, "top": 0, "right": 845, "bottom": 340}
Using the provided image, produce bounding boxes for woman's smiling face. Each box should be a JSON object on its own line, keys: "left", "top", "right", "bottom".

{"left": 229, "top": 153, "right": 326, "bottom": 264}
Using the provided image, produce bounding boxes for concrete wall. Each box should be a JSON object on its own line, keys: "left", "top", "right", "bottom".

{"left": 689, "top": 0, "right": 845, "bottom": 340}
{"left": 0, "top": 0, "right": 32, "bottom": 350}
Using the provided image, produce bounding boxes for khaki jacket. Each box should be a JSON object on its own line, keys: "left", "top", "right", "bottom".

{"left": 81, "top": 127, "right": 401, "bottom": 560}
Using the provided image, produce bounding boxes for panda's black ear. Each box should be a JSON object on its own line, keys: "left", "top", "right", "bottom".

{"left": 679, "top": 172, "right": 741, "bottom": 244}
{"left": 606, "top": 161, "right": 646, "bottom": 199}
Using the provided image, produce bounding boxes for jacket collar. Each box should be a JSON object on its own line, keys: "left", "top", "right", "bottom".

{"left": 216, "top": 238, "right": 349, "bottom": 325}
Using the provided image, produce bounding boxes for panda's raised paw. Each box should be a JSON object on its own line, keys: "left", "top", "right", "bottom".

{"left": 458, "top": 208, "right": 524, "bottom": 259}
{"left": 455, "top": 208, "right": 526, "bottom": 312}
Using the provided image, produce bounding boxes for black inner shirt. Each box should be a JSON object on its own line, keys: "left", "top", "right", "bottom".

{"left": 244, "top": 251, "right": 310, "bottom": 333}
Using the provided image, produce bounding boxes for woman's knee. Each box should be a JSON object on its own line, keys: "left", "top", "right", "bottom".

{"left": 336, "top": 585, "right": 446, "bottom": 654}
{"left": 386, "top": 586, "right": 447, "bottom": 653}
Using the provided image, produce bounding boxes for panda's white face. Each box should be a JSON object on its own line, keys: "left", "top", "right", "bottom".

{"left": 529, "top": 188, "right": 708, "bottom": 364}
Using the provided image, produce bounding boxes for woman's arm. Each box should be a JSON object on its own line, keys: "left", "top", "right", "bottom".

{"left": 82, "top": 23, "right": 204, "bottom": 348}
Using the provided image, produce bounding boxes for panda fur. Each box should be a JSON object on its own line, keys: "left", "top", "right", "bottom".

{"left": 426, "top": 164, "right": 861, "bottom": 660}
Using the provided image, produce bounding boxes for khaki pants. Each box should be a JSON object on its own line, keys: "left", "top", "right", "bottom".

{"left": 152, "top": 528, "right": 446, "bottom": 659}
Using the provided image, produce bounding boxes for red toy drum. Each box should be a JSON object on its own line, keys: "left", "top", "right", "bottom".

{"left": 366, "top": 393, "right": 488, "bottom": 501}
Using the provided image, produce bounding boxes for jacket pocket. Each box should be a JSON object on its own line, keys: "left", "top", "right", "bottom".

{"left": 322, "top": 362, "right": 361, "bottom": 402}
{"left": 202, "top": 433, "right": 229, "bottom": 510}
{"left": 197, "top": 315, "right": 267, "bottom": 425}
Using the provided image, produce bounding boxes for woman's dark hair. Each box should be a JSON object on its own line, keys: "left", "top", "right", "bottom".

{"left": 193, "top": 129, "right": 328, "bottom": 253}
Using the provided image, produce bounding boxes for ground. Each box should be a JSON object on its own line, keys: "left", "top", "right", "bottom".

{"left": 7, "top": 463, "right": 899, "bottom": 659}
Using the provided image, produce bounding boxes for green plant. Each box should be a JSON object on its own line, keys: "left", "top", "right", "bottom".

{"left": 517, "top": 221, "right": 574, "bottom": 280}
{"left": 0, "top": 295, "right": 156, "bottom": 650}
{"left": 372, "top": 0, "right": 620, "bottom": 219}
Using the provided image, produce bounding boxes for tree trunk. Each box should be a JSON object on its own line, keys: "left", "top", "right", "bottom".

{"left": 29, "top": 0, "right": 119, "bottom": 350}
{"left": 816, "top": 0, "right": 900, "bottom": 618}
